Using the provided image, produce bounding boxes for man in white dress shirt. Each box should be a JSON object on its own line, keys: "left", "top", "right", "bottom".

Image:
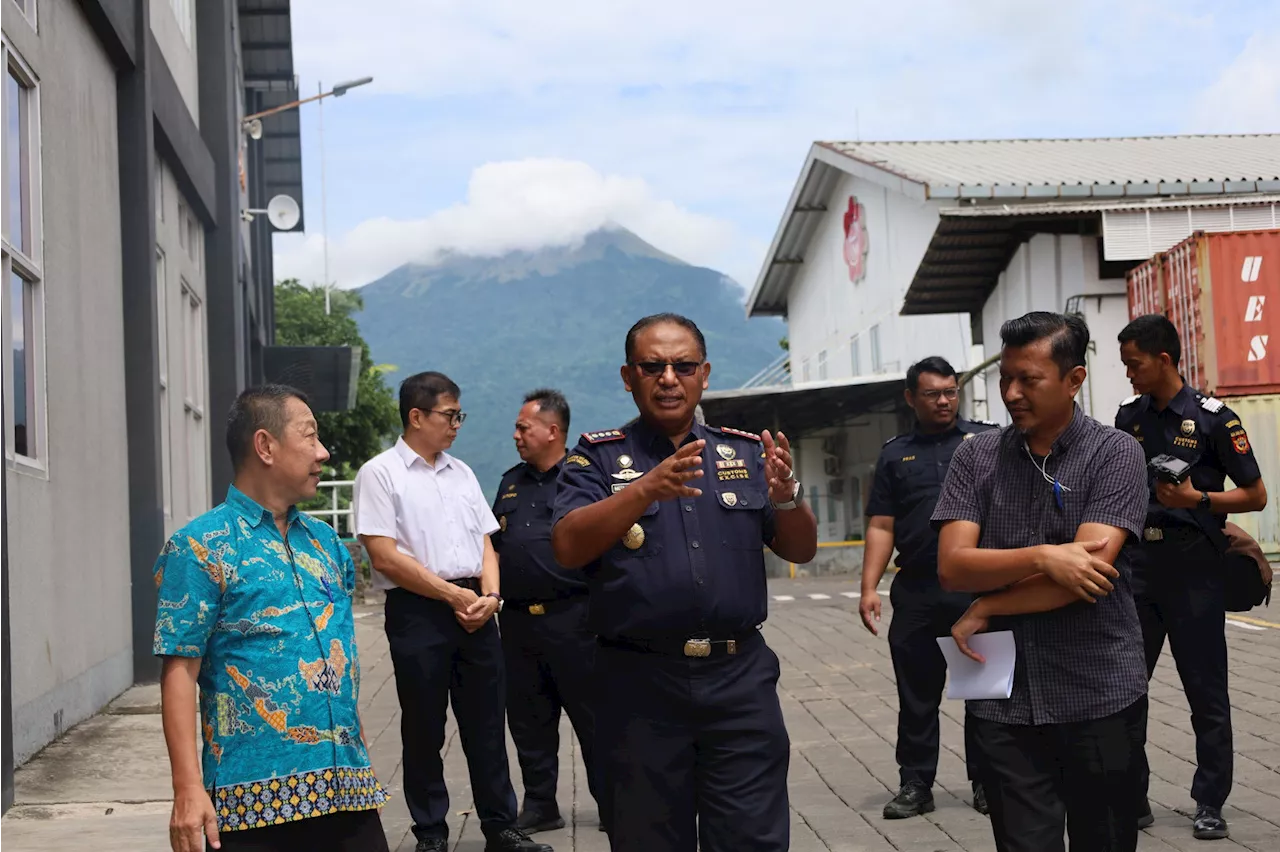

{"left": 354, "top": 372, "right": 552, "bottom": 852}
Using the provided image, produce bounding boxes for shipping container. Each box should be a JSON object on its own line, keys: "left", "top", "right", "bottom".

{"left": 1126, "top": 229, "right": 1280, "bottom": 397}
{"left": 1222, "top": 394, "right": 1280, "bottom": 560}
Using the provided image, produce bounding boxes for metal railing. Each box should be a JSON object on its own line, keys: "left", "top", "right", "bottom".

{"left": 741, "top": 351, "right": 791, "bottom": 388}
{"left": 305, "top": 479, "right": 355, "bottom": 537}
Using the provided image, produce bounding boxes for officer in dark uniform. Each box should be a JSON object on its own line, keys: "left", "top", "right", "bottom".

{"left": 1116, "top": 314, "right": 1268, "bottom": 842}
{"left": 491, "top": 389, "right": 606, "bottom": 835}
{"left": 862, "top": 356, "right": 996, "bottom": 819}
{"left": 550, "top": 313, "right": 818, "bottom": 852}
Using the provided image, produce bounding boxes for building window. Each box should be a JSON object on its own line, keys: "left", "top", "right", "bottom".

{"left": 177, "top": 199, "right": 187, "bottom": 249}
{"left": 870, "top": 324, "right": 882, "bottom": 373}
{"left": 169, "top": 0, "right": 195, "bottom": 47}
{"left": 801, "top": 357, "right": 810, "bottom": 383}
{"left": 157, "top": 249, "right": 172, "bottom": 517}
{"left": 155, "top": 159, "right": 164, "bottom": 224}
{"left": 850, "top": 334, "right": 860, "bottom": 376}
{"left": 2, "top": 43, "right": 44, "bottom": 467}
{"left": 186, "top": 208, "right": 201, "bottom": 268}
{"left": 181, "top": 283, "right": 207, "bottom": 518}
{"left": 8, "top": 0, "right": 35, "bottom": 29}
{"left": 817, "top": 349, "right": 828, "bottom": 381}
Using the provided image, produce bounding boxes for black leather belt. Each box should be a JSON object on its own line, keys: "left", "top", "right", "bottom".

{"left": 1142, "top": 524, "right": 1204, "bottom": 543}
{"left": 448, "top": 577, "right": 482, "bottom": 592}
{"left": 598, "top": 630, "right": 759, "bottom": 658}
{"left": 504, "top": 593, "right": 587, "bottom": 616}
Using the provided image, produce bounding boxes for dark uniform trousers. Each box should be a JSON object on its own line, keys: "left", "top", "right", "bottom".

{"left": 595, "top": 630, "right": 790, "bottom": 852}
{"left": 207, "top": 810, "right": 390, "bottom": 852}
{"left": 499, "top": 595, "right": 602, "bottom": 813}
{"left": 1131, "top": 529, "right": 1232, "bottom": 808}
{"left": 886, "top": 575, "right": 981, "bottom": 788}
{"left": 384, "top": 587, "right": 519, "bottom": 842}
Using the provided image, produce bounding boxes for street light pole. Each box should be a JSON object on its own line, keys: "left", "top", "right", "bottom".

{"left": 319, "top": 80, "right": 332, "bottom": 315}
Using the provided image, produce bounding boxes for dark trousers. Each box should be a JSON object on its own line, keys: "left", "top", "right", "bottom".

{"left": 887, "top": 577, "right": 981, "bottom": 788}
{"left": 208, "top": 809, "right": 389, "bottom": 852}
{"left": 972, "top": 697, "right": 1144, "bottom": 852}
{"left": 500, "top": 596, "right": 602, "bottom": 814}
{"left": 595, "top": 631, "right": 790, "bottom": 852}
{"left": 1130, "top": 532, "right": 1232, "bottom": 807}
{"left": 384, "top": 588, "right": 518, "bottom": 842}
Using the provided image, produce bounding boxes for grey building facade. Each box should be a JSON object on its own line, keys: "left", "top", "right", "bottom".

{"left": 0, "top": 0, "right": 304, "bottom": 810}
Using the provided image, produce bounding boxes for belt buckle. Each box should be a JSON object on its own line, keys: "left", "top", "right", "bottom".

{"left": 528, "top": 603, "right": 546, "bottom": 615}
{"left": 683, "top": 639, "right": 711, "bottom": 658}
{"left": 726, "top": 639, "right": 737, "bottom": 655}
{"left": 1143, "top": 527, "right": 1164, "bottom": 542}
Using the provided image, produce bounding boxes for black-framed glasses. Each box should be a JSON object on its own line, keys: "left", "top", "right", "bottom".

{"left": 630, "top": 360, "right": 703, "bottom": 378}
{"left": 425, "top": 409, "right": 467, "bottom": 427}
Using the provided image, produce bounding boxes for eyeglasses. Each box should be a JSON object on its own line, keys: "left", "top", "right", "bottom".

{"left": 425, "top": 409, "right": 467, "bottom": 427}
{"left": 918, "top": 388, "right": 959, "bottom": 401}
{"left": 630, "top": 361, "right": 703, "bottom": 378}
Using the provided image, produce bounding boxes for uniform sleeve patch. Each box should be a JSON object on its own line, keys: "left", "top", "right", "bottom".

{"left": 1200, "top": 396, "right": 1225, "bottom": 414}
{"left": 582, "top": 430, "right": 625, "bottom": 444}
{"left": 717, "top": 426, "right": 761, "bottom": 442}
{"left": 1231, "top": 429, "right": 1251, "bottom": 454}
{"left": 1225, "top": 419, "right": 1241, "bottom": 429}
{"left": 565, "top": 454, "right": 592, "bottom": 467}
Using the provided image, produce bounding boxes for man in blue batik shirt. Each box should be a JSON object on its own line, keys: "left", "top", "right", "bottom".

{"left": 155, "top": 385, "right": 389, "bottom": 852}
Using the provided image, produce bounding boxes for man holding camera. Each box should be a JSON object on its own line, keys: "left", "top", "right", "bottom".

{"left": 1116, "top": 314, "right": 1268, "bottom": 841}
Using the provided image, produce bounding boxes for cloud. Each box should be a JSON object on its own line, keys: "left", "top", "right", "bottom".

{"left": 1187, "top": 31, "right": 1280, "bottom": 133}
{"left": 273, "top": 159, "right": 740, "bottom": 289}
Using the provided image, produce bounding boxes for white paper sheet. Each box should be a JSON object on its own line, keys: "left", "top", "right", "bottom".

{"left": 935, "top": 631, "right": 1016, "bottom": 700}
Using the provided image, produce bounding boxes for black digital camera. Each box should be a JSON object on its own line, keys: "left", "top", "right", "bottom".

{"left": 1149, "top": 453, "right": 1193, "bottom": 485}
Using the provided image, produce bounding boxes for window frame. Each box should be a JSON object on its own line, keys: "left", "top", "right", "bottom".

{"left": 7, "top": 0, "right": 37, "bottom": 32}
{"left": 850, "top": 334, "right": 860, "bottom": 376}
{"left": 2, "top": 40, "right": 46, "bottom": 475}
{"left": 817, "top": 349, "right": 828, "bottom": 381}
{"left": 869, "top": 324, "right": 882, "bottom": 373}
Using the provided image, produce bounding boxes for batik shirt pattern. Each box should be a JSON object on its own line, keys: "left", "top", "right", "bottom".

{"left": 153, "top": 486, "right": 388, "bottom": 832}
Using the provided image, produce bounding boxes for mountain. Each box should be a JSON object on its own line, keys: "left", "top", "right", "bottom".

{"left": 353, "top": 227, "right": 786, "bottom": 498}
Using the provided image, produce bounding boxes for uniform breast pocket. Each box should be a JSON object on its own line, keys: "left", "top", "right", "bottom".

{"left": 716, "top": 486, "right": 767, "bottom": 550}
{"left": 608, "top": 501, "right": 664, "bottom": 561}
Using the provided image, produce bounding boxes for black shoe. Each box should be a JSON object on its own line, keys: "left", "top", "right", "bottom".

{"left": 883, "top": 782, "right": 935, "bottom": 819}
{"left": 1137, "top": 799, "right": 1154, "bottom": 829}
{"left": 485, "top": 827, "right": 555, "bottom": 852}
{"left": 1192, "top": 804, "right": 1229, "bottom": 840}
{"left": 971, "top": 782, "right": 989, "bottom": 816}
{"left": 515, "top": 807, "right": 565, "bottom": 834}
{"left": 415, "top": 839, "right": 448, "bottom": 852}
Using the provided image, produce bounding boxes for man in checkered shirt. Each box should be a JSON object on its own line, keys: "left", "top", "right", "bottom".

{"left": 931, "top": 312, "right": 1149, "bottom": 852}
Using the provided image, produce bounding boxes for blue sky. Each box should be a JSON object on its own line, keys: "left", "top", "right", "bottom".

{"left": 273, "top": 0, "right": 1280, "bottom": 291}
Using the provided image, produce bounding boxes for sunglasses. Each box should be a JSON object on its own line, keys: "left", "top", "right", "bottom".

{"left": 630, "top": 361, "right": 703, "bottom": 378}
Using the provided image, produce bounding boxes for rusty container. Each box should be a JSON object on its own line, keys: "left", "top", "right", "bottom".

{"left": 1127, "top": 229, "right": 1280, "bottom": 397}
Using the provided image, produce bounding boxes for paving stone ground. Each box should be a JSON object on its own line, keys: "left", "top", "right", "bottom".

{"left": 5, "top": 574, "right": 1280, "bottom": 851}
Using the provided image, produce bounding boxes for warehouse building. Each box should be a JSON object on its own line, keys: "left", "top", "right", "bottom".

{"left": 0, "top": 0, "right": 310, "bottom": 808}
{"left": 703, "top": 134, "right": 1280, "bottom": 572}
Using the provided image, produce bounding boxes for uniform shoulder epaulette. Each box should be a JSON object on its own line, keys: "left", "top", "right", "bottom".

{"left": 715, "top": 425, "right": 761, "bottom": 442}
{"left": 971, "top": 418, "right": 999, "bottom": 427}
{"left": 882, "top": 433, "right": 909, "bottom": 447}
{"left": 1199, "top": 396, "right": 1225, "bottom": 414}
{"left": 582, "top": 429, "right": 625, "bottom": 444}
{"left": 1119, "top": 394, "right": 1142, "bottom": 406}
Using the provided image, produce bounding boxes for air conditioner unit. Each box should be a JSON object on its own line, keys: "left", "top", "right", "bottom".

{"left": 827, "top": 478, "right": 844, "bottom": 496}
{"left": 821, "top": 435, "right": 843, "bottom": 456}
{"left": 263, "top": 345, "right": 361, "bottom": 412}
{"left": 823, "top": 457, "right": 843, "bottom": 477}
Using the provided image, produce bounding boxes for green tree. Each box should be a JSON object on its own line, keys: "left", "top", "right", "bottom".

{"left": 273, "top": 279, "right": 399, "bottom": 478}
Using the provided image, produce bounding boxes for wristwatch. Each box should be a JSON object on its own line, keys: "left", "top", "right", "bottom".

{"left": 772, "top": 479, "right": 805, "bottom": 511}
{"left": 486, "top": 592, "right": 504, "bottom": 612}
{"left": 1198, "top": 492, "right": 1212, "bottom": 511}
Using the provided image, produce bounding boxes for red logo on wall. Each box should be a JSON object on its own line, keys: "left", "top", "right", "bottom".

{"left": 842, "top": 196, "right": 868, "bottom": 283}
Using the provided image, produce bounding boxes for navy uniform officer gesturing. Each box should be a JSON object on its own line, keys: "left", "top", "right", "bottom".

{"left": 551, "top": 313, "right": 818, "bottom": 852}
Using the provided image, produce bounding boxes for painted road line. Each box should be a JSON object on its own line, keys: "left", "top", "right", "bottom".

{"left": 773, "top": 595, "right": 795, "bottom": 602}
{"left": 1224, "top": 613, "right": 1280, "bottom": 629}
{"left": 841, "top": 591, "right": 861, "bottom": 599}
{"left": 809, "top": 593, "right": 832, "bottom": 600}
{"left": 1226, "top": 619, "right": 1268, "bottom": 632}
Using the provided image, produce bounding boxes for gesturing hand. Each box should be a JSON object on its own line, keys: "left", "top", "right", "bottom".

{"left": 1039, "top": 539, "right": 1119, "bottom": 602}
{"left": 640, "top": 439, "right": 705, "bottom": 502}
{"left": 761, "top": 430, "right": 796, "bottom": 505}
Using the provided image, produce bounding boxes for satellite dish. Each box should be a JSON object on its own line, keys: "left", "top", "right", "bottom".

{"left": 246, "top": 118, "right": 264, "bottom": 140}
{"left": 267, "top": 195, "right": 300, "bottom": 231}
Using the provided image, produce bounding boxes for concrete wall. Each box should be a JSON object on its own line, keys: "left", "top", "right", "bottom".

{"left": 786, "top": 171, "right": 973, "bottom": 383}
{"left": 4, "top": 0, "right": 132, "bottom": 763}
{"left": 792, "top": 411, "right": 903, "bottom": 544}
{"left": 154, "top": 160, "right": 211, "bottom": 537}
{"left": 975, "top": 234, "right": 1130, "bottom": 426}
{"left": 151, "top": 0, "right": 200, "bottom": 126}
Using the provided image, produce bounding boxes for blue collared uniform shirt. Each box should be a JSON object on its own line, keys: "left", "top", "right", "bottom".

{"left": 152, "top": 486, "right": 388, "bottom": 833}
{"left": 491, "top": 456, "right": 589, "bottom": 605}
{"left": 551, "top": 419, "right": 777, "bottom": 640}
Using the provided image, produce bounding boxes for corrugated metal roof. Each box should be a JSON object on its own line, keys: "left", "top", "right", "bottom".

{"left": 821, "top": 135, "right": 1280, "bottom": 199}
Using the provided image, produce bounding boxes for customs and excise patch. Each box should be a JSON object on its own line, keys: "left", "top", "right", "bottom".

{"left": 1231, "top": 429, "right": 1251, "bottom": 455}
